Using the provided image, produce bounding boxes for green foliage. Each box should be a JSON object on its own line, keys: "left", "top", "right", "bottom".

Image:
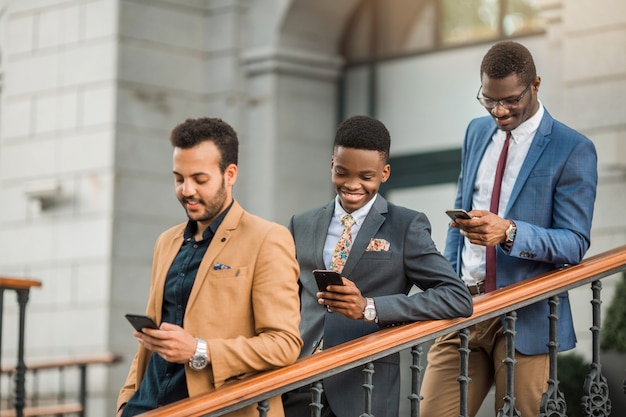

{"left": 600, "top": 272, "right": 626, "bottom": 352}
{"left": 557, "top": 352, "right": 589, "bottom": 417}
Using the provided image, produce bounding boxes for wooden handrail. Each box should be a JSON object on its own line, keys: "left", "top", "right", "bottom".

{"left": 139, "top": 244, "right": 626, "bottom": 417}
{"left": 0, "top": 277, "right": 42, "bottom": 291}
{"left": 0, "top": 403, "right": 84, "bottom": 417}
{"left": 1, "top": 353, "right": 122, "bottom": 417}
{"left": 1, "top": 353, "right": 123, "bottom": 374}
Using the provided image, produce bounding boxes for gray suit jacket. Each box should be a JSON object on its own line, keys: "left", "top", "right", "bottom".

{"left": 288, "top": 195, "right": 472, "bottom": 417}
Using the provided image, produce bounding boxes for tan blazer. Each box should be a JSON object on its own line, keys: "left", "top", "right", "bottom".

{"left": 118, "top": 201, "right": 302, "bottom": 416}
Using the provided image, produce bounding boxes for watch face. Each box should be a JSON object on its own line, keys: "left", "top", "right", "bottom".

{"left": 507, "top": 226, "right": 516, "bottom": 242}
{"left": 190, "top": 338, "right": 208, "bottom": 370}
{"left": 191, "top": 355, "right": 208, "bottom": 370}
{"left": 364, "top": 307, "right": 376, "bottom": 321}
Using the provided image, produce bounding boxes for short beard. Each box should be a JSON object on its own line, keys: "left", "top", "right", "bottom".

{"left": 182, "top": 178, "right": 228, "bottom": 225}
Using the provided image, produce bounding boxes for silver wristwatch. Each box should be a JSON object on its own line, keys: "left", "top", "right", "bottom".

{"left": 189, "top": 338, "right": 208, "bottom": 370}
{"left": 363, "top": 297, "right": 377, "bottom": 322}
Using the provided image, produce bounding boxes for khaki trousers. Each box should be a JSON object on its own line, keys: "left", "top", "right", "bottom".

{"left": 420, "top": 316, "right": 549, "bottom": 417}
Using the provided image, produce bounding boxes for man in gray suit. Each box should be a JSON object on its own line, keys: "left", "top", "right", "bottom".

{"left": 283, "top": 115, "right": 473, "bottom": 417}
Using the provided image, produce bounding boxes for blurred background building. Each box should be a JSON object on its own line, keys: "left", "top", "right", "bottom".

{"left": 0, "top": 0, "right": 624, "bottom": 415}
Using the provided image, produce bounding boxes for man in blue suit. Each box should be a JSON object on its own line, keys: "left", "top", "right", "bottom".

{"left": 283, "top": 115, "right": 473, "bottom": 417}
{"left": 420, "top": 41, "right": 598, "bottom": 416}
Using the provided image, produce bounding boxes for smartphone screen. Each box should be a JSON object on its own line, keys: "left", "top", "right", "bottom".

{"left": 313, "top": 269, "right": 343, "bottom": 291}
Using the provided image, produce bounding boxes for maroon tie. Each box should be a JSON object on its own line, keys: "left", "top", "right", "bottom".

{"left": 485, "top": 131, "right": 511, "bottom": 292}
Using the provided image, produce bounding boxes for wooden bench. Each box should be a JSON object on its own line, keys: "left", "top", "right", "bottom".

{"left": 1, "top": 353, "right": 122, "bottom": 417}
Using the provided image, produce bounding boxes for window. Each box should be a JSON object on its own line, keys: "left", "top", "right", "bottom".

{"left": 341, "top": 0, "right": 544, "bottom": 63}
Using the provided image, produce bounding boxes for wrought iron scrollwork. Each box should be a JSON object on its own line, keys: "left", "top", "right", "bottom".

{"left": 540, "top": 296, "right": 567, "bottom": 417}
{"left": 582, "top": 280, "right": 611, "bottom": 416}
{"left": 582, "top": 363, "right": 611, "bottom": 416}
{"left": 499, "top": 311, "right": 521, "bottom": 417}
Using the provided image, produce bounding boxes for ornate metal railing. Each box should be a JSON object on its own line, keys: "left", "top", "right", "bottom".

{"left": 0, "top": 276, "right": 42, "bottom": 417}
{"left": 1, "top": 353, "right": 123, "bottom": 417}
{"left": 139, "top": 244, "right": 626, "bottom": 417}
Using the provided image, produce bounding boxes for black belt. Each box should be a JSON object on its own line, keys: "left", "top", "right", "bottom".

{"left": 466, "top": 281, "right": 485, "bottom": 296}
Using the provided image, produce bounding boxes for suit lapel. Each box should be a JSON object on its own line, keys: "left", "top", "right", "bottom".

{"left": 313, "top": 202, "right": 334, "bottom": 269}
{"left": 463, "top": 124, "right": 497, "bottom": 210}
{"left": 186, "top": 201, "right": 242, "bottom": 311}
{"left": 504, "top": 112, "right": 554, "bottom": 215}
{"left": 341, "top": 196, "right": 387, "bottom": 277}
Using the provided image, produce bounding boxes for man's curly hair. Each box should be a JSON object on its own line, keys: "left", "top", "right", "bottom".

{"left": 334, "top": 115, "right": 390, "bottom": 162}
{"left": 170, "top": 117, "right": 238, "bottom": 172}
{"left": 480, "top": 41, "right": 537, "bottom": 86}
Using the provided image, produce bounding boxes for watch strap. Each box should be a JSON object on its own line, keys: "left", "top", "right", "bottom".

{"left": 189, "top": 338, "right": 208, "bottom": 370}
{"left": 363, "top": 297, "right": 377, "bottom": 322}
{"left": 506, "top": 221, "right": 517, "bottom": 243}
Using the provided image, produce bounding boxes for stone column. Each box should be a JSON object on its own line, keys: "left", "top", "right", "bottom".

{"left": 240, "top": 46, "right": 344, "bottom": 224}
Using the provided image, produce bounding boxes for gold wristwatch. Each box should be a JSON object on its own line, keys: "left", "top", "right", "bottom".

{"left": 505, "top": 221, "right": 517, "bottom": 243}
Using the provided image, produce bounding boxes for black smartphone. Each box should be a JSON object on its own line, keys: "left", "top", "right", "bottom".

{"left": 445, "top": 209, "right": 472, "bottom": 221}
{"left": 313, "top": 269, "right": 343, "bottom": 291}
{"left": 125, "top": 314, "right": 159, "bottom": 332}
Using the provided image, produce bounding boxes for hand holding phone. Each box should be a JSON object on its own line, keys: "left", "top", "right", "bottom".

{"left": 445, "top": 209, "right": 472, "bottom": 221}
{"left": 313, "top": 269, "right": 343, "bottom": 291}
{"left": 125, "top": 314, "right": 159, "bottom": 332}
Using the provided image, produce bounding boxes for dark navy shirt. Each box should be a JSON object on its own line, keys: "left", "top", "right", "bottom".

{"left": 122, "top": 202, "right": 232, "bottom": 416}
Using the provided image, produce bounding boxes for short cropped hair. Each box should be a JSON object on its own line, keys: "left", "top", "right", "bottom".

{"left": 334, "top": 115, "right": 390, "bottom": 162}
{"left": 480, "top": 41, "right": 537, "bottom": 85}
{"left": 170, "top": 117, "right": 238, "bottom": 172}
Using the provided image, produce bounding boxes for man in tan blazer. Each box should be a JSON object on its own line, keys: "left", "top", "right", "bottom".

{"left": 117, "top": 117, "right": 302, "bottom": 416}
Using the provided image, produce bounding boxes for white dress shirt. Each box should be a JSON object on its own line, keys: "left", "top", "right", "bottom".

{"left": 323, "top": 194, "right": 377, "bottom": 269}
{"left": 460, "top": 103, "right": 545, "bottom": 284}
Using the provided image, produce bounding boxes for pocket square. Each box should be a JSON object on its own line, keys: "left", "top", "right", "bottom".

{"left": 366, "top": 238, "right": 390, "bottom": 251}
{"left": 213, "top": 262, "right": 231, "bottom": 270}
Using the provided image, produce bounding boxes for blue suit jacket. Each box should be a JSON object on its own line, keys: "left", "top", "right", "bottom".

{"left": 445, "top": 109, "right": 598, "bottom": 355}
{"left": 289, "top": 196, "right": 473, "bottom": 417}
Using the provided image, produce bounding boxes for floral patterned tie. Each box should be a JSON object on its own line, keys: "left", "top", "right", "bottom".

{"left": 330, "top": 214, "right": 356, "bottom": 273}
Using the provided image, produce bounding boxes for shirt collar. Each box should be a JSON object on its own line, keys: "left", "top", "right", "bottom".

{"left": 497, "top": 100, "right": 545, "bottom": 143}
{"left": 333, "top": 194, "right": 377, "bottom": 226}
{"left": 184, "top": 199, "right": 234, "bottom": 241}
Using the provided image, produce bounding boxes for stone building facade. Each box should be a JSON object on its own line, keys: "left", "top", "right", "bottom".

{"left": 0, "top": 1, "right": 624, "bottom": 414}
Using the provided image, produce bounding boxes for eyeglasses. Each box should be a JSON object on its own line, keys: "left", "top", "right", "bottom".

{"left": 476, "top": 82, "right": 532, "bottom": 110}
